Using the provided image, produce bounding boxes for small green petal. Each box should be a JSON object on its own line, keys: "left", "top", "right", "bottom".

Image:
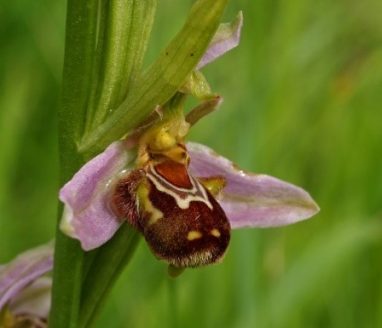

{"left": 180, "top": 71, "right": 213, "bottom": 100}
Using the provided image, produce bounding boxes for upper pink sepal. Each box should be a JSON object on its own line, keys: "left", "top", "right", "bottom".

{"left": 59, "top": 141, "right": 132, "bottom": 251}
{"left": 187, "top": 142, "right": 320, "bottom": 228}
{"left": 0, "top": 243, "right": 53, "bottom": 312}
{"left": 197, "top": 12, "right": 243, "bottom": 69}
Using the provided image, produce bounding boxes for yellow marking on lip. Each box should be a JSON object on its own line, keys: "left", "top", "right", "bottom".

{"left": 187, "top": 230, "right": 202, "bottom": 241}
{"left": 137, "top": 182, "right": 163, "bottom": 226}
{"left": 210, "top": 229, "right": 221, "bottom": 238}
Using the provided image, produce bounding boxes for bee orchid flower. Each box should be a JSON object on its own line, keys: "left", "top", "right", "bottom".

{"left": 59, "top": 11, "right": 319, "bottom": 268}
{"left": 0, "top": 244, "right": 53, "bottom": 327}
{"left": 59, "top": 136, "right": 319, "bottom": 267}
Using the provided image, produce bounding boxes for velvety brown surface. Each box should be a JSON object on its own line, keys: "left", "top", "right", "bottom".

{"left": 110, "top": 169, "right": 144, "bottom": 228}
{"left": 141, "top": 178, "right": 231, "bottom": 268}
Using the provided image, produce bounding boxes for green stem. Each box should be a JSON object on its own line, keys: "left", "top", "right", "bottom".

{"left": 51, "top": 1, "right": 156, "bottom": 326}
{"left": 50, "top": 0, "right": 99, "bottom": 326}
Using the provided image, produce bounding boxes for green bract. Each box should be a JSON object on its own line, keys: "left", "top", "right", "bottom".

{"left": 79, "top": 0, "right": 229, "bottom": 155}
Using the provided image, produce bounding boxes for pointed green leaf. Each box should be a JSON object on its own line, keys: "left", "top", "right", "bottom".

{"left": 87, "top": 0, "right": 157, "bottom": 130}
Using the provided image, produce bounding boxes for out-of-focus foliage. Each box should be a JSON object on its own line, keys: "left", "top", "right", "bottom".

{"left": 1, "top": 0, "right": 381, "bottom": 327}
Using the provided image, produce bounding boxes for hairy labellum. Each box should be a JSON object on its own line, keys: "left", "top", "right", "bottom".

{"left": 111, "top": 155, "right": 230, "bottom": 268}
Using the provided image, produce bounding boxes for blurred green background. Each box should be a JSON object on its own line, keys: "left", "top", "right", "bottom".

{"left": 1, "top": 0, "right": 382, "bottom": 327}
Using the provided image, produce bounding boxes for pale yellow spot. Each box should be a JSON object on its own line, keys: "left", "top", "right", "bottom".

{"left": 137, "top": 183, "right": 163, "bottom": 226}
{"left": 199, "top": 177, "right": 226, "bottom": 196}
{"left": 210, "top": 229, "right": 221, "bottom": 238}
{"left": 187, "top": 230, "right": 202, "bottom": 241}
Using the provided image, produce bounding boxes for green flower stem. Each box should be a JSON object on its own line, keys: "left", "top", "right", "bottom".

{"left": 51, "top": 0, "right": 155, "bottom": 326}
{"left": 79, "top": 0, "right": 229, "bottom": 155}
{"left": 50, "top": 0, "right": 99, "bottom": 327}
